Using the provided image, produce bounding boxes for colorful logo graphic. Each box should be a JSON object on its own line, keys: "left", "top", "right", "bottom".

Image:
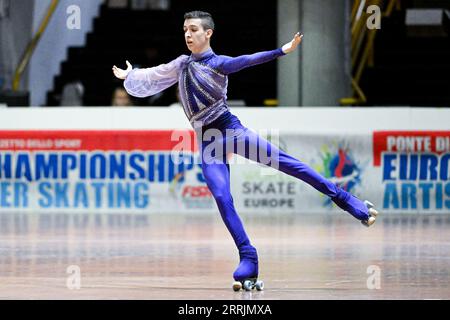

{"left": 169, "top": 158, "right": 214, "bottom": 209}
{"left": 314, "top": 143, "right": 363, "bottom": 206}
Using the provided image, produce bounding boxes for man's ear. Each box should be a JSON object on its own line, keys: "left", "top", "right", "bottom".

{"left": 206, "top": 29, "right": 213, "bottom": 39}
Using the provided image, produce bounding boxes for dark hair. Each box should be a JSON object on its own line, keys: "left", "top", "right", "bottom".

{"left": 184, "top": 11, "right": 215, "bottom": 31}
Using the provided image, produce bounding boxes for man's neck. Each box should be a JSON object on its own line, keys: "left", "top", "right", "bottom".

{"left": 192, "top": 45, "right": 211, "bottom": 55}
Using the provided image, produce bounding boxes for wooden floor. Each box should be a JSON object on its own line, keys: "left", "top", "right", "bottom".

{"left": 0, "top": 212, "right": 449, "bottom": 300}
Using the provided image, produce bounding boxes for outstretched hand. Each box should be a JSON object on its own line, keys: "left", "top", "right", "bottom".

{"left": 282, "top": 32, "right": 303, "bottom": 54}
{"left": 112, "top": 60, "right": 132, "bottom": 80}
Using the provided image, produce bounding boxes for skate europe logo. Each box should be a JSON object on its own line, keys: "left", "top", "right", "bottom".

{"left": 373, "top": 131, "right": 450, "bottom": 211}
{"left": 314, "top": 142, "right": 363, "bottom": 207}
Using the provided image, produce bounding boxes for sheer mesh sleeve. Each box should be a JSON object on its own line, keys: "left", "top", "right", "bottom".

{"left": 123, "top": 55, "right": 188, "bottom": 97}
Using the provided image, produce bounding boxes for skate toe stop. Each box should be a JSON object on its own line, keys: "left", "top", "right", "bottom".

{"left": 232, "top": 281, "right": 242, "bottom": 292}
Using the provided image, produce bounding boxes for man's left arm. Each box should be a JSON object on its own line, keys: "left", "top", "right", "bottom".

{"left": 218, "top": 32, "right": 303, "bottom": 75}
{"left": 218, "top": 49, "right": 286, "bottom": 75}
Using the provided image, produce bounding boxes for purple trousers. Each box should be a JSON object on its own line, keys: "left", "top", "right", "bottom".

{"left": 196, "top": 113, "right": 369, "bottom": 280}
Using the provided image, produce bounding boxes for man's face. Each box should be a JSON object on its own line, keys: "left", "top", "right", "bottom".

{"left": 183, "top": 18, "right": 212, "bottom": 53}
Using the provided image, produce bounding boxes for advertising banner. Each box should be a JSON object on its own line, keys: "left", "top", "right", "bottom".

{"left": 0, "top": 129, "right": 449, "bottom": 214}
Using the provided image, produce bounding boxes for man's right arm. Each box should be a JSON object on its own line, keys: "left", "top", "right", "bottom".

{"left": 123, "top": 55, "right": 188, "bottom": 98}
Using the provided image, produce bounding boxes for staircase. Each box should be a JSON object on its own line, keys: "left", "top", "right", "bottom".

{"left": 46, "top": 0, "right": 277, "bottom": 107}
{"left": 361, "top": 0, "right": 450, "bottom": 106}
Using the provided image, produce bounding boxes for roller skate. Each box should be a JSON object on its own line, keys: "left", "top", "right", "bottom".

{"left": 332, "top": 188, "right": 379, "bottom": 227}
{"left": 232, "top": 277, "right": 264, "bottom": 292}
{"left": 361, "top": 200, "right": 379, "bottom": 227}
{"left": 231, "top": 246, "right": 264, "bottom": 292}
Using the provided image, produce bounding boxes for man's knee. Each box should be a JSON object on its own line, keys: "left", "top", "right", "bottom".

{"left": 213, "top": 191, "right": 232, "bottom": 204}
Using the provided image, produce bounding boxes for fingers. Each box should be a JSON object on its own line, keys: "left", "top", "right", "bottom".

{"left": 112, "top": 67, "right": 124, "bottom": 79}
{"left": 294, "top": 32, "right": 303, "bottom": 39}
{"left": 112, "top": 61, "right": 130, "bottom": 79}
{"left": 293, "top": 32, "right": 303, "bottom": 45}
{"left": 112, "top": 63, "right": 129, "bottom": 71}
{"left": 112, "top": 66, "right": 121, "bottom": 76}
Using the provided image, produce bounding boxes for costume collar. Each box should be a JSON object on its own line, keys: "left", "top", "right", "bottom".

{"left": 191, "top": 48, "right": 214, "bottom": 61}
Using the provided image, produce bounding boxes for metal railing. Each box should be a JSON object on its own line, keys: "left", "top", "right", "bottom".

{"left": 340, "top": 0, "right": 401, "bottom": 106}
{"left": 12, "top": 0, "right": 60, "bottom": 91}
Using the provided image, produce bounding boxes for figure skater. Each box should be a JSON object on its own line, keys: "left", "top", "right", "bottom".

{"left": 112, "top": 10, "right": 379, "bottom": 291}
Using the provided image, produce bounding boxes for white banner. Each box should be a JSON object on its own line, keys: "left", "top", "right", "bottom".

{"left": 0, "top": 108, "right": 448, "bottom": 214}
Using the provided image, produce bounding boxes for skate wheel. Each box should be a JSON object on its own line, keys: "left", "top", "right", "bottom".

{"left": 255, "top": 280, "right": 264, "bottom": 291}
{"left": 362, "top": 200, "right": 379, "bottom": 227}
{"left": 362, "top": 216, "right": 376, "bottom": 227}
{"left": 368, "top": 207, "right": 379, "bottom": 217}
{"left": 243, "top": 280, "right": 253, "bottom": 291}
{"left": 232, "top": 281, "right": 242, "bottom": 292}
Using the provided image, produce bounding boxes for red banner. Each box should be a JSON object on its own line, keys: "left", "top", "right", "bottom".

{"left": 0, "top": 130, "right": 198, "bottom": 152}
{"left": 373, "top": 131, "right": 450, "bottom": 166}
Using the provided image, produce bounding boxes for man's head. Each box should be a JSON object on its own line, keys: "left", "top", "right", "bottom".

{"left": 183, "top": 11, "right": 214, "bottom": 54}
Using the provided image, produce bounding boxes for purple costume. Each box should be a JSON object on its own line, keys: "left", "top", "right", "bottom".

{"left": 124, "top": 48, "right": 370, "bottom": 281}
